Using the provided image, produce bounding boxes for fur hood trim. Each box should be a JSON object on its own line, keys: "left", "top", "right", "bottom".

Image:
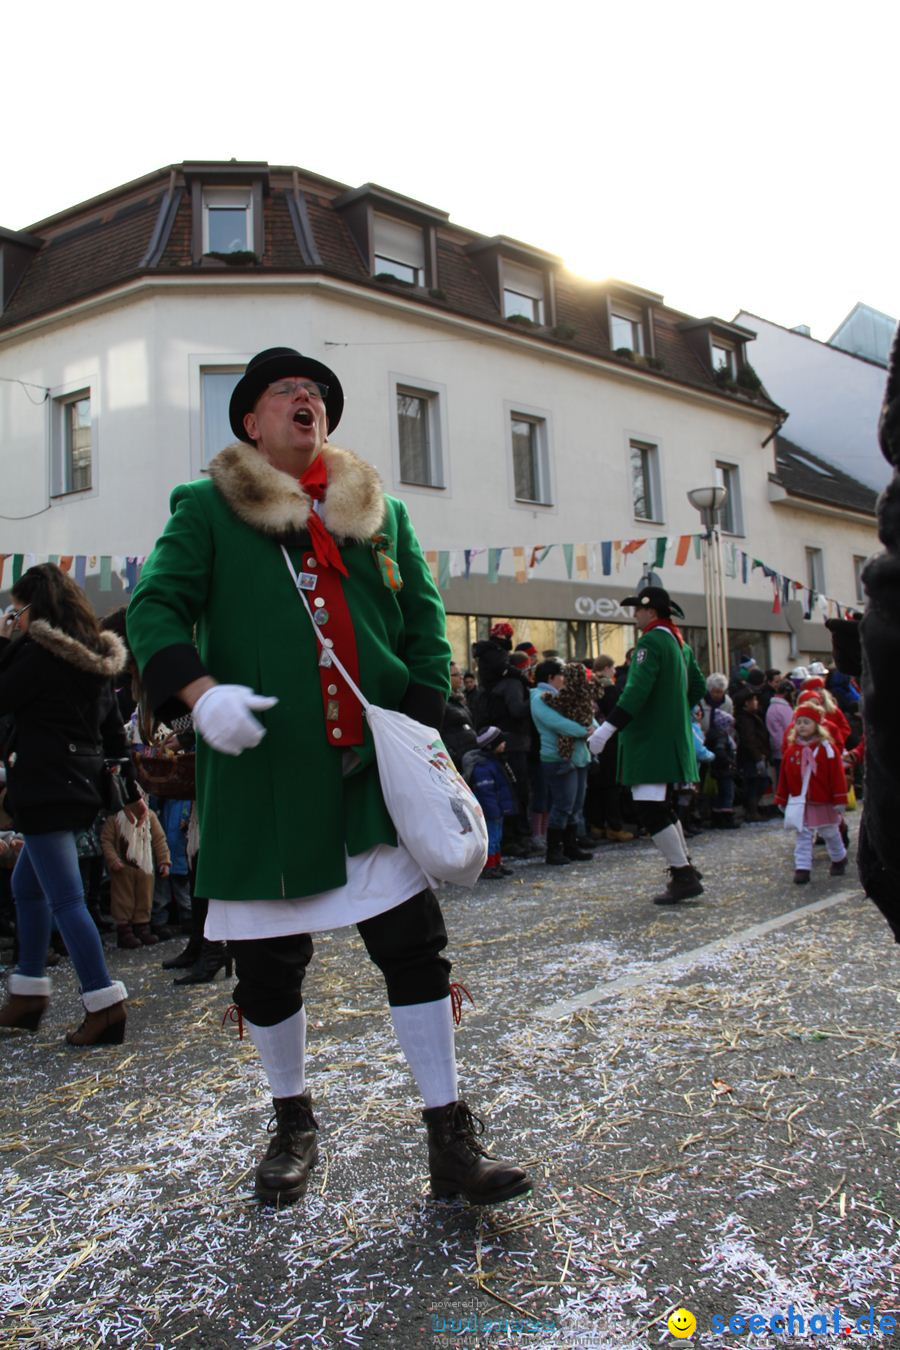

{"left": 28, "top": 621, "right": 128, "bottom": 677}
{"left": 208, "top": 442, "right": 385, "bottom": 542}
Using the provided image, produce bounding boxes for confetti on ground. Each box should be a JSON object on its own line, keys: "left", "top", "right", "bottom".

{"left": 1, "top": 818, "right": 897, "bottom": 1348}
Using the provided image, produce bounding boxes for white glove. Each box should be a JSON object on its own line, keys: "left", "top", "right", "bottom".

{"left": 192, "top": 684, "right": 278, "bottom": 755}
{"left": 588, "top": 721, "right": 617, "bottom": 755}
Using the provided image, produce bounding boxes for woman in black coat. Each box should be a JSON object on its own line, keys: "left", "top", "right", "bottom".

{"left": 0, "top": 564, "right": 145, "bottom": 1044}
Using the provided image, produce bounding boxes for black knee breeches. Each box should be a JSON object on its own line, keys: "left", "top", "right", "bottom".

{"left": 632, "top": 799, "right": 677, "bottom": 836}
{"left": 230, "top": 888, "right": 452, "bottom": 1025}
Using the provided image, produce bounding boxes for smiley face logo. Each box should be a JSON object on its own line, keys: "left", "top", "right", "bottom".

{"left": 667, "top": 1308, "right": 697, "bottom": 1338}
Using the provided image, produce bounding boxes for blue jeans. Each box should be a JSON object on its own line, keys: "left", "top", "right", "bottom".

{"left": 542, "top": 760, "right": 579, "bottom": 829}
{"left": 572, "top": 764, "right": 589, "bottom": 833}
{"left": 12, "top": 832, "right": 114, "bottom": 993}
{"left": 713, "top": 774, "right": 735, "bottom": 812}
{"left": 486, "top": 818, "right": 503, "bottom": 856}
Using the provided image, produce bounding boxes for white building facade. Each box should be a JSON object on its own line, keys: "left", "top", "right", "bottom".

{"left": 0, "top": 164, "right": 879, "bottom": 673}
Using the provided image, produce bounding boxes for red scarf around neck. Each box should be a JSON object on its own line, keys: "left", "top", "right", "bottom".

{"left": 644, "top": 617, "right": 684, "bottom": 646}
{"left": 299, "top": 454, "right": 348, "bottom": 576}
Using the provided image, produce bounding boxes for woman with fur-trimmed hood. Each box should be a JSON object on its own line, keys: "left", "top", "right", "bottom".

{"left": 0, "top": 563, "right": 144, "bottom": 1046}
{"left": 126, "top": 347, "right": 529, "bottom": 1212}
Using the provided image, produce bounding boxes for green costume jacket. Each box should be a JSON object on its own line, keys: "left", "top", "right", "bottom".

{"left": 127, "top": 442, "right": 450, "bottom": 902}
{"left": 611, "top": 626, "right": 707, "bottom": 785}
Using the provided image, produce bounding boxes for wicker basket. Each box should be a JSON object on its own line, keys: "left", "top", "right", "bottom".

{"left": 133, "top": 750, "right": 196, "bottom": 801}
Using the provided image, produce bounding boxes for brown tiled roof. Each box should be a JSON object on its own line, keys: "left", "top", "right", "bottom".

{"left": 0, "top": 162, "right": 780, "bottom": 415}
{"left": 1, "top": 193, "right": 163, "bottom": 326}
{"left": 773, "top": 436, "right": 877, "bottom": 516}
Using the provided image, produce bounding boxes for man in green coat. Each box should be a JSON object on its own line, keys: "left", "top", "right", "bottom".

{"left": 589, "top": 586, "right": 707, "bottom": 904}
{"left": 127, "top": 347, "right": 529, "bottom": 1210}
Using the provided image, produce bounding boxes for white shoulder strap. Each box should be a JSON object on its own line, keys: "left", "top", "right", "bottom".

{"left": 280, "top": 545, "right": 371, "bottom": 713}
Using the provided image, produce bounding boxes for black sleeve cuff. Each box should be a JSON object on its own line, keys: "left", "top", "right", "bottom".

{"left": 607, "top": 705, "right": 634, "bottom": 730}
{"left": 402, "top": 683, "right": 446, "bottom": 729}
{"left": 142, "top": 643, "right": 209, "bottom": 714}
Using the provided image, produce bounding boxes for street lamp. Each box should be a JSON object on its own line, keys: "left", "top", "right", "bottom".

{"left": 687, "top": 485, "right": 729, "bottom": 673}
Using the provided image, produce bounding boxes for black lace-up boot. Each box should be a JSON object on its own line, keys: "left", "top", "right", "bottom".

{"left": 653, "top": 864, "right": 704, "bottom": 905}
{"left": 254, "top": 1093, "right": 319, "bottom": 1206}
{"left": 422, "top": 1099, "right": 531, "bottom": 1206}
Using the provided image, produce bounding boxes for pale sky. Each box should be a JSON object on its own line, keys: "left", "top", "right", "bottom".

{"left": 5, "top": 0, "right": 898, "bottom": 341}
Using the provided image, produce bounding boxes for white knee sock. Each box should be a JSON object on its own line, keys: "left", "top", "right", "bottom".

{"left": 390, "top": 996, "right": 459, "bottom": 1109}
{"left": 673, "top": 818, "right": 689, "bottom": 853}
{"left": 652, "top": 824, "right": 690, "bottom": 868}
{"left": 245, "top": 1006, "right": 307, "bottom": 1099}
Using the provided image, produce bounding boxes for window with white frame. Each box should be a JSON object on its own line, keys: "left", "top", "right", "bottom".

{"left": 712, "top": 342, "right": 735, "bottom": 376}
{"left": 806, "top": 546, "right": 826, "bottom": 593}
{"left": 511, "top": 413, "right": 551, "bottom": 503}
{"left": 853, "top": 554, "right": 867, "bottom": 604}
{"left": 201, "top": 367, "right": 244, "bottom": 465}
{"left": 397, "top": 386, "right": 443, "bottom": 487}
{"left": 52, "top": 391, "right": 92, "bottom": 495}
{"left": 501, "top": 260, "right": 545, "bottom": 323}
{"left": 715, "top": 461, "right": 743, "bottom": 534}
{"left": 610, "top": 307, "right": 644, "bottom": 354}
{"left": 203, "top": 188, "right": 253, "bottom": 254}
{"left": 373, "top": 215, "right": 425, "bottom": 285}
{"left": 630, "top": 439, "right": 662, "bottom": 522}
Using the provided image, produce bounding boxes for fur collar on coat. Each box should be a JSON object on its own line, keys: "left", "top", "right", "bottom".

{"left": 26, "top": 621, "right": 127, "bottom": 677}
{"left": 208, "top": 441, "right": 385, "bottom": 543}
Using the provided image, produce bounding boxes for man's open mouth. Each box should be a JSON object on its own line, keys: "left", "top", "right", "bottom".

{"left": 293, "top": 409, "right": 314, "bottom": 426}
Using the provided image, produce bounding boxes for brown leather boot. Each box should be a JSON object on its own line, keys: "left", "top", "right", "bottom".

{"left": 134, "top": 924, "right": 159, "bottom": 946}
{"left": 423, "top": 1099, "right": 531, "bottom": 1206}
{"left": 254, "top": 1093, "right": 319, "bottom": 1206}
{"left": 0, "top": 975, "right": 50, "bottom": 1032}
{"left": 66, "top": 981, "right": 128, "bottom": 1047}
{"left": 116, "top": 924, "right": 141, "bottom": 950}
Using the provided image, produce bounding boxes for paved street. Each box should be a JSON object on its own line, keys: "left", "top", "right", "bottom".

{"left": 2, "top": 816, "right": 898, "bottom": 1350}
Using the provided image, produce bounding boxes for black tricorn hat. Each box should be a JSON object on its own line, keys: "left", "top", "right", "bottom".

{"left": 621, "top": 585, "right": 686, "bottom": 620}
{"left": 228, "top": 347, "right": 344, "bottom": 442}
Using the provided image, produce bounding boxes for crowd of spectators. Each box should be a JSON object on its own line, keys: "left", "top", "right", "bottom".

{"left": 444, "top": 626, "right": 863, "bottom": 881}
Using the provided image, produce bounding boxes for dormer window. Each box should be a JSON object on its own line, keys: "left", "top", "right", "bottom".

{"left": 372, "top": 214, "right": 425, "bottom": 285}
{"left": 610, "top": 305, "right": 644, "bottom": 354}
{"left": 712, "top": 342, "right": 735, "bottom": 377}
{"left": 203, "top": 188, "right": 253, "bottom": 254}
{"left": 677, "top": 316, "right": 756, "bottom": 384}
{"left": 501, "top": 260, "right": 545, "bottom": 323}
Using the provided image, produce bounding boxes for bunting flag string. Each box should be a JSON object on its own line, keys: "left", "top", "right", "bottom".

{"left": 0, "top": 537, "right": 860, "bottom": 616}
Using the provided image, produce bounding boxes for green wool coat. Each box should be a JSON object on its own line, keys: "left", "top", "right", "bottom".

{"left": 615, "top": 627, "right": 707, "bottom": 785}
{"left": 127, "top": 442, "right": 451, "bottom": 902}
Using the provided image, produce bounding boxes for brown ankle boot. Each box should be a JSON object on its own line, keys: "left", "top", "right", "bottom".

{"left": 254, "top": 1093, "right": 319, "bottom": 1206}
{"left": 66, "top": 981, "right": 128, "bottom": 1047}
{"left": 423, "top": 1099, "right": 531, "bottom": 1206}
{"left": 134, "top": 924, "right": 159, "bottom": 946}
{"left": 116, "top": 925, "right": 141, "bottom": 950}
{"left": 0, "top": 975, "right": 51, "bottom": 1032}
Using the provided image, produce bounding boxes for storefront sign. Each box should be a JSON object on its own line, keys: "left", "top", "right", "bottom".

{"left": 574, "top": 596, "right": 631, "bottom": 619}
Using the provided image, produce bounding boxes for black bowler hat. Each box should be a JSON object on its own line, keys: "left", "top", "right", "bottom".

{"left": 621, "top": 585, "right": 686, "bottom": 619}
{"left": 228, "top": 347, "right": 344, "bottom": 442}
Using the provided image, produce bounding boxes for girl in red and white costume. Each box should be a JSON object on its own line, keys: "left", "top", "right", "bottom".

{"left": 776, "top": 705, "right": 848, "bottom": 884}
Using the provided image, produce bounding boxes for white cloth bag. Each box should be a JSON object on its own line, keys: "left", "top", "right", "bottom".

{"left": 282, "top": 548, "right": 488, "bottom": 887}
{"left": 783, "top": 755, "right": 814, "bottom": 831}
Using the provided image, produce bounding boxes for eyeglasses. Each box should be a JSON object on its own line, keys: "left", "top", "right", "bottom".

{"left": 265, "top": 379, "right": 328, "bottom": 401}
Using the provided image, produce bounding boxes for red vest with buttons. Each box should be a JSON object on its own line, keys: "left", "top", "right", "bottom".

{"left": 296, "top": 548, "right": 365, "bottom": 748}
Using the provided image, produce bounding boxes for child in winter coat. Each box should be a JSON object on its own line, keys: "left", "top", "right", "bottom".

{"left": 101, "top": 800, "right": 171, "bottom": 947}
{"left": 775, "top": 705, "right": 848, "bottom": 884}
{"left": 733, "top": 688, "right": 771, "bottom": 821}
{"left": 462, "top": 726, "right": 518, "bottom": 880}
{"left": 705, "top": 705, "right": 739, "bottom": 828}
